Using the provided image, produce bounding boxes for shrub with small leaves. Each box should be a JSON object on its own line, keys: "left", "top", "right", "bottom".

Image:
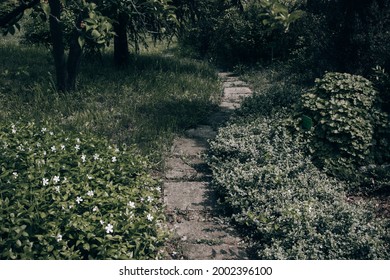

{"left": 301, "top": 72, "right": 386, "bottom": 172}
{"left": 0, "top": 121, "right": 166, "bottom": 259}
{"left": 207, "top": 114, "right": 389, "bottom": 259}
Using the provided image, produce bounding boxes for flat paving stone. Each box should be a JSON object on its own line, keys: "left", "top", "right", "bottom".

{"left": 171, "top": 138, "right": 207, "bottom": 157}
{"left": 181, "top": 243, "right": 248, "bottom": 260}
{"left": 218, "top": 72, "right": 236, "bottom": 78}
{"left": 185, "top": 125, "right": 217, "bottom": 140}
{"left": 224, "top": 87, "right": 253, "bottom": 95}
{"left": 165, "top": 157, "right": 206, "bottom": 181}
{"left": 164, "top": 182, "right": 216, "bottom": 211}
{"left": 173, "top": 220, "right": 241, "bottom": 245}
{"left": 220, "top": 101, "right": 241, "bottom": 110}
{"left": 223, "top": 81, "right": 248, "bottom": 88}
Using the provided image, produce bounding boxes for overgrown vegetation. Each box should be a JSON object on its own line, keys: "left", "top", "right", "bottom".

{"left": 0, "top": 35, "right": 220, "bottom": 259}
{"left": 0, "top": 121, "right": 165, "bottom": 259}
{"left": 207, "top": 66, "right": 390, "bottom": 259}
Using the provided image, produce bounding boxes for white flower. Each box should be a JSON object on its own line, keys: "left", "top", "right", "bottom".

{"left": 42, "top": 178, "right": 49, "bottom": 186}
{"left": 76, "top": 138, "right": 80, "bottom": 143}
{"left": 12, "top": 172, "right": 18, "bottom": 179}
{"left": 111, "top": 156, "right": 117, "bottom": 163}
{"left": 56, "top": 234, "right": 62, "bottom": 242}
{"left": 12, "top": 128, "right": 16, "bottom": 134}
{"left": 41, "top": 127, "right": 47, "bottom": 133}
{"left": 54, "top": 186, "right": 60, "bottom": 193}
{"left": 115, "top": 148, "right": 120, "bottom": 153}
{"left": 53, "top": 175, "right": 60, "bottom": 184}
{"left": 81, "top": 154, "right": 86, "bottom": 162}
{"left": 87, "top": 174, "right": 93, "bottom": 180}
{"left": 87, "top": 190, "right": 94, "bottom": 197}
{"left": 75, "top": 144, "right": 80, "bottom": 151}
{"left": 147, "top": 214, "right": 154, "bottom": 222}
{"left": 36, "top": 142, "right": 41, "bottom": 147}
{"left": 105, "top": 223, "right": 113, "bottom": 234}
{"left": 51, "top": 146, "right": 56, "bottom": 152}
{"left": 60, "top": 144, "right": 65, "bottom": 150}
{"left": 69, "top": 205, "right": 73, "bottom": 209}
{"left": 93, "top": 206, "right": 99, "bottom": 212}
{"left": 100, "top": 220, "right": 105, "bottom": 225}
{"left": 76, "top": 196, "right": 83, "bottom": 204}
{"left": 127, "top": 201, "right": 135, "bottom": 208}
{"left": 155, "top": 187, "right": 161, "bottom": 192}
{"left": 93, "top": 154, "right": 100, "bottom": 160}
{"left": 43, "top": 151, "right": 47, "bottom": 156}
{"left": 147, "top": 196, "right": 153, "bottom": 203}
{"left": 49, "top": 131, "right": 54, "bottom": 136}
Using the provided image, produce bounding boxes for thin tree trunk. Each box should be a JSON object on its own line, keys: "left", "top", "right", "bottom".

{"left": 66, "top": 16, "right": 83, "bottom": 91}
{"left": 114, "top": 13, "right": 129, "bottom": 67}
{"left": 48, "top": 0, "right": 67, "bottom": 92}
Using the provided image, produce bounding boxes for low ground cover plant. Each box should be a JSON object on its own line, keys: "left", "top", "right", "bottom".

{"left": 0, "top": 121, "right": 166, "bottom": 259}
{"left": 208, "top": 114, "right": 389, "bottom": 259}
{"left": 207, "top": 67, "right": 389, "bottom": 259}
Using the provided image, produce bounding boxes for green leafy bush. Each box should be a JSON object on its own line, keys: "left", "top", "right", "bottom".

{"left": 207, "top": 115, "right": 389, "bottom": 259}
{"left": 301, "top": 72, "right": 387, "bottom": 173}
{"left": 0, "top": 121, "right": 166, "bottom": 259}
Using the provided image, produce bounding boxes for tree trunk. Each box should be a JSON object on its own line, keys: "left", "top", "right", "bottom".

{"left": 48, "top": 0, "right": 67, "bottom": 92}
{"left": 66, "top": 16, "right": 83, "bottom": 91}
{"left": 114, "top": 13, "right": 129, "bottom": 67}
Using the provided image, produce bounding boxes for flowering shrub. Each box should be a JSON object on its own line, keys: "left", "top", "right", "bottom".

{"left": 207, "top": 114, "right": 389, "bottom": 259}
{"left": 0, "top": 121, "right": 166, "bottom": 259}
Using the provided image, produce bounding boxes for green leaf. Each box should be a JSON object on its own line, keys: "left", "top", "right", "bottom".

{"left": 302, "top": 115, "right": 313, "bottom": 130}
{"left": 78, "top": 36, "right": 85, "bottom": 48}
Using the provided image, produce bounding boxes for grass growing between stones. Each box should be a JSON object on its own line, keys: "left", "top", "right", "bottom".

{"left": 0, "top": 36, "right": 220, "bottom": 165}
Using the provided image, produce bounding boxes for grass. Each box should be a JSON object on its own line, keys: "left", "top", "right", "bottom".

{"left": 0, "top": 35, "right": 221, "bottom": 166}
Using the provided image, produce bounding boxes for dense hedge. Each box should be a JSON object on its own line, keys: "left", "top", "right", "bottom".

{"left": 0, "top": 121, "right": 166, "bottom": 259}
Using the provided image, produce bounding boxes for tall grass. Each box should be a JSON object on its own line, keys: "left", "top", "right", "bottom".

{"left": 0, "top": 36, "right": 220, "bottom": 165}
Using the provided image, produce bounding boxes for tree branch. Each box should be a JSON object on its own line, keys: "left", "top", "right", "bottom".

{"left": 0, "top": 0, "right": 40, "bottom": 28}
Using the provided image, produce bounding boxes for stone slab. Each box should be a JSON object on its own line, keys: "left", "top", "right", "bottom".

{"left": 218, "top": 72, "right": 236, "bottom": 78}
{"left": 181, "top": 243, "right": 247, "bottom": 260}
{"left": 224, "top": 87, "right": 253, "bottom": 95}
{"left": 219, "top": 101, "right": 241, "bottom": 110}
{"left": 173, "top": 220, "right": 241, "bottom": 245}
{"left": 206, "top": 111, "right": 231, "bottom": 126}
{"left": 223, "top": 81, "right": 248, "bottom": 88}
{"left": 164, "top": 182, "right": 216, "bottom": 211}
{"left": 165, "top": 157, "right": 205, "bottom": 180}
{"left": 171, "top": 138, "right": 207, "bottom": 157}
{"left": 185, "top": 125, "right": 217, "bottom": 140}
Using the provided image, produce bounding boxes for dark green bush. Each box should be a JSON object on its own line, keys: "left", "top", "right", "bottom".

{"left": 207, "top": 115, "right": 389, "bottom": 259}
{"left": 0, "top": 121, "right": 166, "bottom": 259}
{"left": 301, "top": 72, "right": 387, "bottom": 173}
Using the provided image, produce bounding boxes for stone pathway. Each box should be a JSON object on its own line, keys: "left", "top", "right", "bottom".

{"left": 163, "top": 72, "right": 253, "bottom": 260}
